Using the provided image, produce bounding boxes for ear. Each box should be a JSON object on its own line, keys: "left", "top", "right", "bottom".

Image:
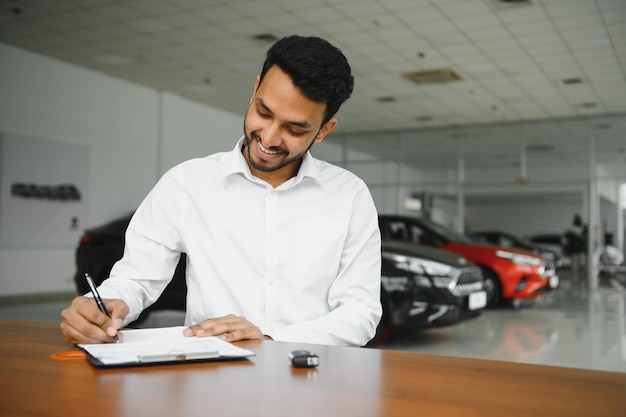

{"left": 250, "top": 75, "right": 260, "bottom": 104}
{"left": 314, "top": 118, "right": 337, "bottom": 144}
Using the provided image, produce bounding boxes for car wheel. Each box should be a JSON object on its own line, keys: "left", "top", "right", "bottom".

{"left": 481, "top": 267, "right": 501, "bottom": 307}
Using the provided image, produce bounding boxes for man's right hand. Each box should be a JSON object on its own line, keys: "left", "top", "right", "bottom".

{"left": 60, "top": 295, "right": 129, "bottom": 344}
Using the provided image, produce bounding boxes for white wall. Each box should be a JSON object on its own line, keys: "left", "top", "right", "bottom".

{"left": 0, "top": 43, "right": 240, "bottom": 296}
{"left": 466, "top": 197, "right": 584, "bottom": 238}
{"left": 160, "top": 92, "right": 242, "bottom": 175}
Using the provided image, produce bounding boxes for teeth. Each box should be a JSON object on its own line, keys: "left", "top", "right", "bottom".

{"left": 258, "top": 140, "right": 279, "bottom": 155}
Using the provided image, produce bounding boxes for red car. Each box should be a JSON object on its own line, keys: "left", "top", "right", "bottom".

{"left": 379, "top": 215, "right": 559, "bottom": 307}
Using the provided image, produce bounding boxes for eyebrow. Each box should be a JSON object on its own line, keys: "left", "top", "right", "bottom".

{"left": 256, "top": 99, "right": 312, "bottom": 129}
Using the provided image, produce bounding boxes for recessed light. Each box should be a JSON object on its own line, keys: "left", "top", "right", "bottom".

{"left": 561, "top": 77, "right": 583, "bottom": 85}
{"left": 253, "top": 33, "right": 279, "bottom": 42}
{"left": 403, "top": 68, "right": 463, "bottom": 84}
{"left": 486, "top": 0, "right": 533, "bottom": 11}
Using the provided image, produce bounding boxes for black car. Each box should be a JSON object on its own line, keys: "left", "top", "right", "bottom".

{"left": 379, "top": 241, "right": 485, "bottom": 333}
{"left": 468, "top": 230, "right": 563, "bottom": 268}
{"left": 74, "top": 215, "right": 486, "bottom": 330}
{"left": 74, "top": 214, "right": 187, "bottom": 325}
{"left": 379, "top": 215, "right": 559, "bottom": 308}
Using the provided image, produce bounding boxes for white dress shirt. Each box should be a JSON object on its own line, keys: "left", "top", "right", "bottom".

{"left": 98, "top": 137, "right": 382, "bottom": 346}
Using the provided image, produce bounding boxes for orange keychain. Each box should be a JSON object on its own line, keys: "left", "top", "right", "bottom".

{"left": 50, "top": 350, "right": 87, "bottom": 361}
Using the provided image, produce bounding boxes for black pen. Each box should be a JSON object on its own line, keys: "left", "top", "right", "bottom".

{"left": 84, "top": 273, "right": 120, "bottom": 343}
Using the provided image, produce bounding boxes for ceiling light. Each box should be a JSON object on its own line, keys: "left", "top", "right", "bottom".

{"left": 561, "top": 77, "right": 583, "bottom": 85}
{"left": 403, "top": 68, "right": 463, "bottom": 84}
{"left": 253, "top": 33, "right": 279, "bottom": 42}
{"left": 485, "top": 0, "right": 533, "bottom": 11}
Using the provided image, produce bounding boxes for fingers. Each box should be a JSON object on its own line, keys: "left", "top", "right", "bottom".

{"left": 104, "top": 299, "right": 128, "bottom": 340}
{"left": 59, "top": 296, "right": 127, "bottom": 344}
{"left": 184, "top": 314, "right": 264, "bottom": 342}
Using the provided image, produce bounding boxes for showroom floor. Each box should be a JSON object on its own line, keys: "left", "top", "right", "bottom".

{"left": 370, "top": 271, "right": 626, "bottom": 374}
{"left": 1, "top": 271, "right": 624, "bottom": 374}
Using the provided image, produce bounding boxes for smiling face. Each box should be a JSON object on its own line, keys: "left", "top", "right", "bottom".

{"left": 242, "top": 65, "right": 337, "bottom": 187}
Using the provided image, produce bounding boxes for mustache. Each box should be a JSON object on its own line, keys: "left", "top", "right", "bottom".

{"left": 250, "top": 132, "right": 286, "bottom": 154}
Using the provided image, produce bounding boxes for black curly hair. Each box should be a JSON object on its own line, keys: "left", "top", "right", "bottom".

{"left": 258, "top": 35, "right": 354, "bottom": 126}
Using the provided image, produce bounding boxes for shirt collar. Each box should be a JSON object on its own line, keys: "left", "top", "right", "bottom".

{"left": 220, "top": 136, "right": 323, "bottom": 187}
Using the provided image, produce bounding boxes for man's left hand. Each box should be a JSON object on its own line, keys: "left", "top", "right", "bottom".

{"left": 183, "top": 314, "right": 271, "bottom": 342}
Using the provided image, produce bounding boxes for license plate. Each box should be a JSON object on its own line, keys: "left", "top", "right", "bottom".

{"left": 550, "top": 275, "right": 559, "bottom": 288}
{"left": 469, "top": 291, "right": 487, "bottom": 310}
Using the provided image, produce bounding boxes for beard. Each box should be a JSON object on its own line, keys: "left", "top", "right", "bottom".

{"left": 242, "top": 122, "right": 317, "bottom": 173}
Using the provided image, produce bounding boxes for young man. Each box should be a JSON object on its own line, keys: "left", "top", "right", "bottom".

{"left": 60, "top": 35, "right": 382, "bottom": 347}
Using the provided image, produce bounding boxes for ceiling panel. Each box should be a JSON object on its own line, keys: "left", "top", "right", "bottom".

{"left": 0, "top": 0, "right": 624, "bottom": 176}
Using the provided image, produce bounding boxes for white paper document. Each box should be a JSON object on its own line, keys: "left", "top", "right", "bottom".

{"left": 78, "top": 326, "right": 255, "bottom": 367}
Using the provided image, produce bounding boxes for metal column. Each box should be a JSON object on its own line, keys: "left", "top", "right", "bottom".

{"left": 457, "top": 132, "right": 465, "bottom": 234}
{"left": 587, "top": 121, "right": 600, "bottom": 290}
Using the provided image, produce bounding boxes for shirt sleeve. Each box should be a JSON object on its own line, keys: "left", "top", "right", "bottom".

{"left": 268, "top": 182, "right": 382, "bottom": 347}
{"left": 96, "top": 168, "right": 185, "bottom": 326}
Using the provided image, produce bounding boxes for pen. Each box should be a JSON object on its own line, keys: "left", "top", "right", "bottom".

{"left": 84, "top": 273, "right": 120, "bottom": 343}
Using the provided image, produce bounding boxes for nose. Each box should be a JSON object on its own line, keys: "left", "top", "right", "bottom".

{"left": 259, "top": 122, "right": 282, "bottom": 148}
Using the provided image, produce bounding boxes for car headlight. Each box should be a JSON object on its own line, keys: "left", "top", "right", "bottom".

{"left": 496, "top": 250, "right": 543, "bottom": 267}
{"left": 382, "top": 253, "right": 455, "bottom": 288}
{"left": 381, "top": 275, "right": 412, "bottom": 292}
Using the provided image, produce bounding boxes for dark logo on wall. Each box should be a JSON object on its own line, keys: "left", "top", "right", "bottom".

{"left": 11, "top": 183, "right": 82, "bottom": 201}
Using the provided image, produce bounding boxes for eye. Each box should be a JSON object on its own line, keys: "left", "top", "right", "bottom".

{"left": 287, "top": 128, "right": 307, "bottom": 136}
{"left": 257, "top": 110, "right": 270, "bottom": 119}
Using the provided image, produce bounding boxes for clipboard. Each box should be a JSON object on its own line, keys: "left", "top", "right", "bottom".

{"left": 77, "top": 326, "right": 255, "bottom": 367}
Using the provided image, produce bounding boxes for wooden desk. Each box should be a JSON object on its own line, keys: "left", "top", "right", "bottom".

{"left": 1, "top": 319, "right": 624, "bottom": 417}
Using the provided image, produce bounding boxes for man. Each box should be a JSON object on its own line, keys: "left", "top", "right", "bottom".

{"left": 60, "top": 35, "right": 382, "bottom": 347}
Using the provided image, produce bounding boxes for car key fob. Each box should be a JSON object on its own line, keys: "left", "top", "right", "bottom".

{"left": 289, "top": 350, "right": 319, "bottom": 368}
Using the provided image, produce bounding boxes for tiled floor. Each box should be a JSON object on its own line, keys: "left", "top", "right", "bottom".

{"left": 1, "top": 271, "right": 624, "bottom": 374}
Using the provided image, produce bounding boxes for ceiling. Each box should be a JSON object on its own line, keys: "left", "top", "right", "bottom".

{"left": 1, "top": 0, "right": 626, "bottom": 175}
